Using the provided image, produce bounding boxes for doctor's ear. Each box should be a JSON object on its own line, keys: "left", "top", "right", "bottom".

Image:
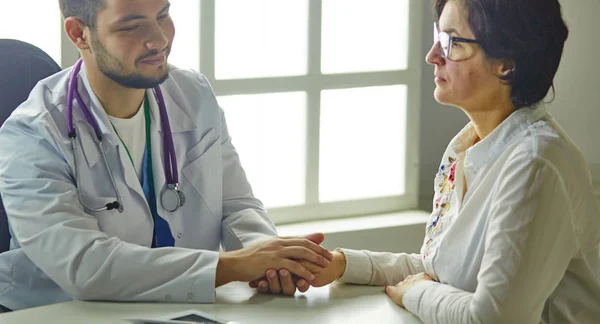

{"left": 64, "top": 17, "right": 91, "bottom": 51}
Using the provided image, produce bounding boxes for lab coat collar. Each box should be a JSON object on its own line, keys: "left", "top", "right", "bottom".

{"left": 75, "top": 63, "right": 196, "bottom": 169}
{"left": 74, "top": 66, "right": 119, "bottom": 169}
{"left": 145, "top": 79, "right": 196, "bottom": 134}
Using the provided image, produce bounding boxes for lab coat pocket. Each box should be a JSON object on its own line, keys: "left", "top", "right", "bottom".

{"left": 182, "top": 139, "right": 222, "bottom": 217}
{"left": 185, "top": 128, "right": 218, "bottom": 162}
{"left": 78, "top": 191, "right": 118, "bottom": 213}
{"left": 78, "top": 190, "right": 151, "bottom": 242}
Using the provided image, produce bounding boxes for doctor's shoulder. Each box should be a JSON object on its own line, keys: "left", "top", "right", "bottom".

{"left": 0, "top": 69, "right": 75, "bottom": 184}
{"left": 163, "top": 65, "right": 223, "bottom": 123}
{"left": 165, "top": 65, "right": 215, "bottom": 100}
{"left": 0, "top": 68, "right": 72, "bottom": 139}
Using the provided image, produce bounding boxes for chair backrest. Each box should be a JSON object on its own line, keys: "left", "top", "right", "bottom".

{"left": 0, "top": 39, "right": 62, "bottom": 253}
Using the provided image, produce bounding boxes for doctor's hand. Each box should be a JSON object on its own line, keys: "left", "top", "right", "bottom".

{"left": 249, "top": 269, "right": 309, "bottom": 296}
{"left": 249, "top": 233, "right": 326, "bottom": 296}
{"left": 385, "top": 272, "right": 434, "bottom": 309}
{"left": 216, "top": 234, "right": 333, "bottom": 287}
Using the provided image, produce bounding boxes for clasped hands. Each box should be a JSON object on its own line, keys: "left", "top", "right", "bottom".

{"left": 246, "top": 233, "right": 346, "bottom": 296}
{"left": 242, "top": 233, "right": 436, "bottom": 310}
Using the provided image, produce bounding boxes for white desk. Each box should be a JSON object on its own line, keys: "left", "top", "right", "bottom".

{"left": 0, "top": 282, "right": 423, "bottom": 323}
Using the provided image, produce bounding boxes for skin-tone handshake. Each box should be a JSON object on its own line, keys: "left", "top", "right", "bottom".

{"left": 215, "top": 233, "right": 347, "bottom": 295}
{"left": 215, "top": 232, "right": 435, "bottom": 309}
{"left": 221, "top": 232, "right": 435, "bottom": 309}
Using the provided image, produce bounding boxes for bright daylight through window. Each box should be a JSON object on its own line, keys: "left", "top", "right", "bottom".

{"left": 1, "top": 0, "right": 421, "bottom": 224}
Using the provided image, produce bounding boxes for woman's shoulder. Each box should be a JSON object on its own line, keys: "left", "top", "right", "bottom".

{"left": 511, "top": 117, "right": 583, "bottom": 167}
{"left": 503, "top": 116, "right": 596, "bottom": 202}
{"left": 501, "top": 117, "right": 600, "bottom": 237}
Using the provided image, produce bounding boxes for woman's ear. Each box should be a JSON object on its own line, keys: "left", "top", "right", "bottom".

{"left": 495, "top": 59, "right": 516, "bottom": 78}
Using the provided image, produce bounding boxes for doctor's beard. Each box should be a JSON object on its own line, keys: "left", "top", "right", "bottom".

{"left": 90, "top": 34, "right": 170, "bottom": 89}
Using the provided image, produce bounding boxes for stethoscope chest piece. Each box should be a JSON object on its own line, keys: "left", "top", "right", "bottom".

{"left": 161, "top": 184, "right": 186, "bottom": 212}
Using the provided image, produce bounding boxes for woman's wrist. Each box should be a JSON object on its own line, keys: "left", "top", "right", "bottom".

{"left": 332, "top": 249, "right": 347, "bottom": 279}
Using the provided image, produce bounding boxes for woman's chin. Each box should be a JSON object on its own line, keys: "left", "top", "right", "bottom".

{"left": 433, "top": 88, "right": 451, "bottom": 106}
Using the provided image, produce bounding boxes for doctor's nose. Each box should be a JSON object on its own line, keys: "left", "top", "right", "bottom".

{"left": 144, "top": 25, "right": 170, "bottom": 52}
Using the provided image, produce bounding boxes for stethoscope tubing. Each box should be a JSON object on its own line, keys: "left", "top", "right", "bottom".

{"left": 66, "top": 59, "right": 183, "bottom": 213}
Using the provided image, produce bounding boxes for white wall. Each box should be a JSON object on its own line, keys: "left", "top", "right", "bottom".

{"left": 550, "top": 0, "right": 600, "bottom": 199}
{"left": 278, "top": 212, "right": 428, "bottom": 254}
{"left": 418, "top": 0, "right": 600, "bottom": 209}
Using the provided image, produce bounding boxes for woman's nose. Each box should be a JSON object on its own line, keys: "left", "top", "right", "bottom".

{"left": 426, "top": 42, "right": 444, "bottom": 66}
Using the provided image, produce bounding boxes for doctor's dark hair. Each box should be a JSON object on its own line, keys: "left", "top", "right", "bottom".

{"left": 59, "top": 0, "right": 107, "bottom": 29}
{"left": 434, "top": 0, "right": 569, "bottom": 109}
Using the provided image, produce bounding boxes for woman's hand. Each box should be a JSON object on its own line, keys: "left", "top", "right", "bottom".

{"left": 298, "top": 250, "right": 347, "bottom": 287}
{"left": 385, "top": 272, "right": 435, "bottom": 308}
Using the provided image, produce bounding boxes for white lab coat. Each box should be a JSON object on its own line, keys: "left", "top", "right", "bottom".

{"left": 0, "top": 64, "right": 277, "bottom": 311}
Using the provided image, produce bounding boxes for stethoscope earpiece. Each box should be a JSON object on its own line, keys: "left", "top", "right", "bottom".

{"left": 105, "top": 201, "right": 120, "bottom": 211}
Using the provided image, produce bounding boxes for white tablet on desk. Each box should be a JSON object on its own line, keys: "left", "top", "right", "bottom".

{"left": 125, "top": 309, "right": 238, "bottom": 324}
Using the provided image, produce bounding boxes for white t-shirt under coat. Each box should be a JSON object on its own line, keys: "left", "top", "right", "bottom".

{"left": 108, "top": 102, "right": 146, "bottom": 181}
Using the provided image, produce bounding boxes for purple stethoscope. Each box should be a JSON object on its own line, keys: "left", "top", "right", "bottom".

{"left": 66, "top": 59, "right": 185, "bottom": 213}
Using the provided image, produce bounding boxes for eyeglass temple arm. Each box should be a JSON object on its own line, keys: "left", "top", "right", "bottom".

{"left": 451, "top": 36, "right": 479, "bottom": 44}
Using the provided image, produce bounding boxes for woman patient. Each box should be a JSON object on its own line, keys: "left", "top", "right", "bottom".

{"left": 258, "top": 0, "right": 600, "bottom": 323}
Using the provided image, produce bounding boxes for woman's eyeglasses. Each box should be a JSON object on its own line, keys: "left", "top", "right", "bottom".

{"left": 434, "top": 22, "right": 480, "bottom": 61}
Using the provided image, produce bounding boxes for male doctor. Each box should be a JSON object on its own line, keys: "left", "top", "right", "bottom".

{"left": 0, "top": 0, "right": 332, "bottom": 312}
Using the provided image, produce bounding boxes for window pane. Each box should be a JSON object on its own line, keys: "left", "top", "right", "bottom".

{"left": 168, "top": 0, "right": 200, "bottom": 71}
{"left": 321, "top": 0, "right": 409, "bottom": 74}
{"left": 320, "top": 85, "right": 407, "bottom": 202}
{"left": 215, "top": 0, "right": 308, "bottom": 79}
{"left": 218, "top": 92, "right": 307, "bottom": 208}
{"left": 0, "top": 1, "right": 62, "bottom": 65}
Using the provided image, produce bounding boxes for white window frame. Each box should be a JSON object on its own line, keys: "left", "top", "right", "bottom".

{"left": 58, "top": 0, "right": 425, "bottom": 225}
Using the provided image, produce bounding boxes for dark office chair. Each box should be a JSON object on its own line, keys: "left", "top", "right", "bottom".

{"left": 0, "top": 39, "right": 62, "bottom": 253}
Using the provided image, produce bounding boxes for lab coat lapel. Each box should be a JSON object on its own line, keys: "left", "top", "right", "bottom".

{"left": 76, "top": 65, "right": 147, "bottom": 205}
{"left": 154, "top": 85, "right": 196, "bottom": 134}
{"left": 147, "top": 89, "right": 167, "bottom": 215}
{"left": 74, "top": 65, "right": 119, "bottom": 169}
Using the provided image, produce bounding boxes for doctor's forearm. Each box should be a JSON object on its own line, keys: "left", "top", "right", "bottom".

{"left": 215, "top": 252, "right": 240, "bottom": 287}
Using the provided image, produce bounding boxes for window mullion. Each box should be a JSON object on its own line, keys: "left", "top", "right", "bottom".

{"left": 200, "top": 0, "right": 216, "bottom": 82}
{"left": 305, "top": 0, "right": 323, "bottom": 205}
{"left": 403, "top": 0, "right": 424, "bottom": 206}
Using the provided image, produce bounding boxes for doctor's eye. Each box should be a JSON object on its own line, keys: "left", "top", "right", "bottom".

{"left": 158, "top": 12, "right": 170, "bottom": 20}
{"left": 119, "top": 25, "right": 139, "bottom": 32}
